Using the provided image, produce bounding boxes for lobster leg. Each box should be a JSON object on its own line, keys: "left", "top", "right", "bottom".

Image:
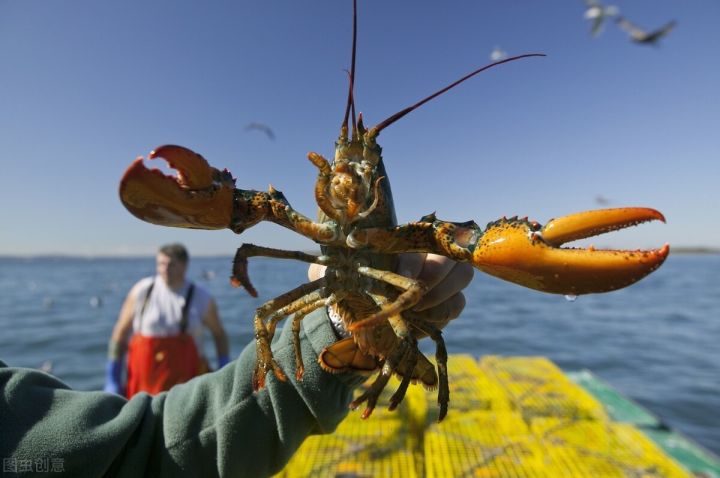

{"left": 291, "top": 301, "right": 331, "bottom": 381}
{"left": 265, "top": 291, "right": 330, "bottom": 341}
{"left": 349, "top": 265, "right": 428, "bottom": 331}
{"left": 385, "top": 311, "right": 450, "bottom": 420}
{"left": 385, "top": 320, "right": 419, "bottom": 413}
{"left": 347, "top": 208, "right": 669, "bottom": 295}
{"left": 424, "top": 325, "right": 449, "bottom": 421}
{"left": 232, "top": 243, "right": 328, "bottom": 297}
{"left": 350, "top": 316, "right": 419, "bottom": 419}
{"left": 342, "top": 264, "right": 451, "bottom": 417}
{"left": 265, "top": 292, "right": 336, "bottom": 380}
{"left": 350, "top": 363, "right": 392, "bottom": 419}
{"left": 345, "top": 286, "right": 443, "bottom": 418}
{"left": 251, "top": 278, "right": 326, "bottom": 390}
{"left": 387, "top": 364, "right": 414, "bottom": 412}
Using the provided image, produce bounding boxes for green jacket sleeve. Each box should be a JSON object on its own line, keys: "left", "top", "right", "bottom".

{"left": 0, "top": 308, "right": 366, "bottom": 477}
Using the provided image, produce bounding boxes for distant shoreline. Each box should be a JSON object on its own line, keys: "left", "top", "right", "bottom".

{"left": 669, "top": 247, "right": 720, "bottom": 254}
{"left": 0, "top": 251, "right": 322, "bottom": 260}
{"left": 1, "top": 247, "right": 718, "bottom": 259}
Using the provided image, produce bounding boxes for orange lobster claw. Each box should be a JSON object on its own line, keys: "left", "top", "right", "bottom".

{"left": 473, "top": 208, "right": 669, "bottom": 295}
{"left": 119, "top": 145, "right": 234, "bottom": 229}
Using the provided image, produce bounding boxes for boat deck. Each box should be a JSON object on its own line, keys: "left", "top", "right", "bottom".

{"left": 274, "top": 355, "right": 720, "bottom": 477}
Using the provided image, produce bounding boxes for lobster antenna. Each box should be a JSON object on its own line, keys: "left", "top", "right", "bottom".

{"left": 372, "top": 53, "right": 546, "bottom": 134}
{"left": 341, "top": 0, "right": 358, "bottom": 136}
{"left": 343, "top": 69, "right": 358, "bottom": 133}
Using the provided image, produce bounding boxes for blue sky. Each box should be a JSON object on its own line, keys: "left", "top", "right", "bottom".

{"left": 1, "top": 0, "right": 718, "bottom": 256}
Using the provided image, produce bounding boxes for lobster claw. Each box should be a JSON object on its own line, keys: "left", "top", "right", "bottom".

{"left": 119, "top": 145, "right": 235, "bottom": 229}
{"left": 473, "top": 208, "right": 669, "bottom": 295}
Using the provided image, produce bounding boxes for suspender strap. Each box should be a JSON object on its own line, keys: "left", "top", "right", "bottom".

{"left": 138, "top": 280, "right": 195, "bottom": 334}
{"left": 180, "top": 283, "right": 195, "bottom": 333}
{"left": 137, "top": 280, "right": 155, "bottom": 331}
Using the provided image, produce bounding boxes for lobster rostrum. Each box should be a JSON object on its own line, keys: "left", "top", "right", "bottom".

{"left": 119, "top": 1, "right": 668, "bottom": 421}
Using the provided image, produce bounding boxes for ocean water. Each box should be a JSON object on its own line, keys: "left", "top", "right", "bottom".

{"left": 1, "top": 254, "right": 718, "bottom": 455}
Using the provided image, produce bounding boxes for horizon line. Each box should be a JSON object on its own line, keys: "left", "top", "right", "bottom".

{"left": 0, "top": 245, "right": 718, "bottom": 259}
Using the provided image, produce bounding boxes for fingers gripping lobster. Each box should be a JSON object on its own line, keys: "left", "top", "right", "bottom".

{"left": 119, "top": 1, "right": 668, "bottom": 421}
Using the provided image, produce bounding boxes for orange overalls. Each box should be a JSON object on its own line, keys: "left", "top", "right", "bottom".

{"left": 126, "top": 282, "right": 208, "bottom": 398}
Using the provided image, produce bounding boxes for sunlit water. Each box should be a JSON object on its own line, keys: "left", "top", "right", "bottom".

{"left": 1, "top": 254, "right": 718, "bottom": 454}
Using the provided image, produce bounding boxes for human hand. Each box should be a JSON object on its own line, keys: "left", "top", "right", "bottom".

{"left": 103, "top": 359, "right": 125, "bottom": 396}
{"left": 217, "top": 355, "right": 231, "bottom": 369}
{"left": 308, "top": 253, "right": 473, "bottom": 334}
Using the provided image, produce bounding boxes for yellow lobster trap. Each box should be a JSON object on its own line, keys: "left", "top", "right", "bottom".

{"left": 276, "top": 355, "right": 700, "bottom": 478}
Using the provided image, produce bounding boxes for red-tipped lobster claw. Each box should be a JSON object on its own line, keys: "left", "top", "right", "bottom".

{"left": 119, "top": 145, "right": 235, "bottom": 229}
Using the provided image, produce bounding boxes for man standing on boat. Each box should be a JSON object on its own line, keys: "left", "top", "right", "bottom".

{"left": 104, "top": 243, "right": 230, "bottom": 397}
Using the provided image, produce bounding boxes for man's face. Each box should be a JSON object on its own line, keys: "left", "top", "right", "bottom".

{"left": 156, "top": 252, "right": 187, "bottom": 286}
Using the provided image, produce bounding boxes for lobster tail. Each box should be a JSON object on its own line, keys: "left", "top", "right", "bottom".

{"left": 319, "top": 338, "right": 379, "bottom": 374}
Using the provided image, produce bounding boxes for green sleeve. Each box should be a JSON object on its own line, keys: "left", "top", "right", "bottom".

{"left": 0, "top": 308, "right": 366, "bottom": 477}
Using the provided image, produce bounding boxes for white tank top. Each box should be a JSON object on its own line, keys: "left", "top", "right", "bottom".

{"left": 132, "top": 276, "right": 212, "bottom": 356}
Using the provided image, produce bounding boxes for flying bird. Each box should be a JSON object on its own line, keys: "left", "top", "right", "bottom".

{"left": 245, "top": 122, "right": 276, "bottom": 141}
{"left": 89, "top": 296, "right": 103, "bottom": 308}
{"left": 490, "top": 46, "right": 507, "bottom": 61}
{"left": 595, "top": 195, "right": 611, "bottom": 206}
{"left": 583, "top": 0, "right": 619, "bottom": 37}
{"left": 615, "top": 16, "right": 676, "bottom": 45}
{"left": 40, "top": 360, "right": 54, "bottom": 374}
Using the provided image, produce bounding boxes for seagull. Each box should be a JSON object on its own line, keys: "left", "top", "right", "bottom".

{"left": 40, "top": 360, "right": 54, "bottom": 374}
{"left": 615, "top": 16, "right": 677, "bottom": 45}
{"left": 595, "top": 194, "right": 611, "bottom": 206}
{"left": 583, "top": 0, "right": 619, "bottom": 37}
{"left": 244, "top": 122, "right": 276, "bottom": 141}
{"left": 490, "top": 46, "right": 507, "bottom": 61}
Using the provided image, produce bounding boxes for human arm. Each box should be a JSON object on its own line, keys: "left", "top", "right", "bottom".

{"left": 201, "top": 298, "right": 231, "bottom": 369}
{"left": 109, "top": 285, "right": 138, "bottom": 352}
{"left": 1, "top": 309, "right": 362, "bottom": 478}
{"left": 103, "top": 284, "right": 140, "bottom": 394}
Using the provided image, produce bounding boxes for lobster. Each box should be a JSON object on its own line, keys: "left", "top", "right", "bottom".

{"left": 118, "top": 0, "right": 668, "bottom": 421}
